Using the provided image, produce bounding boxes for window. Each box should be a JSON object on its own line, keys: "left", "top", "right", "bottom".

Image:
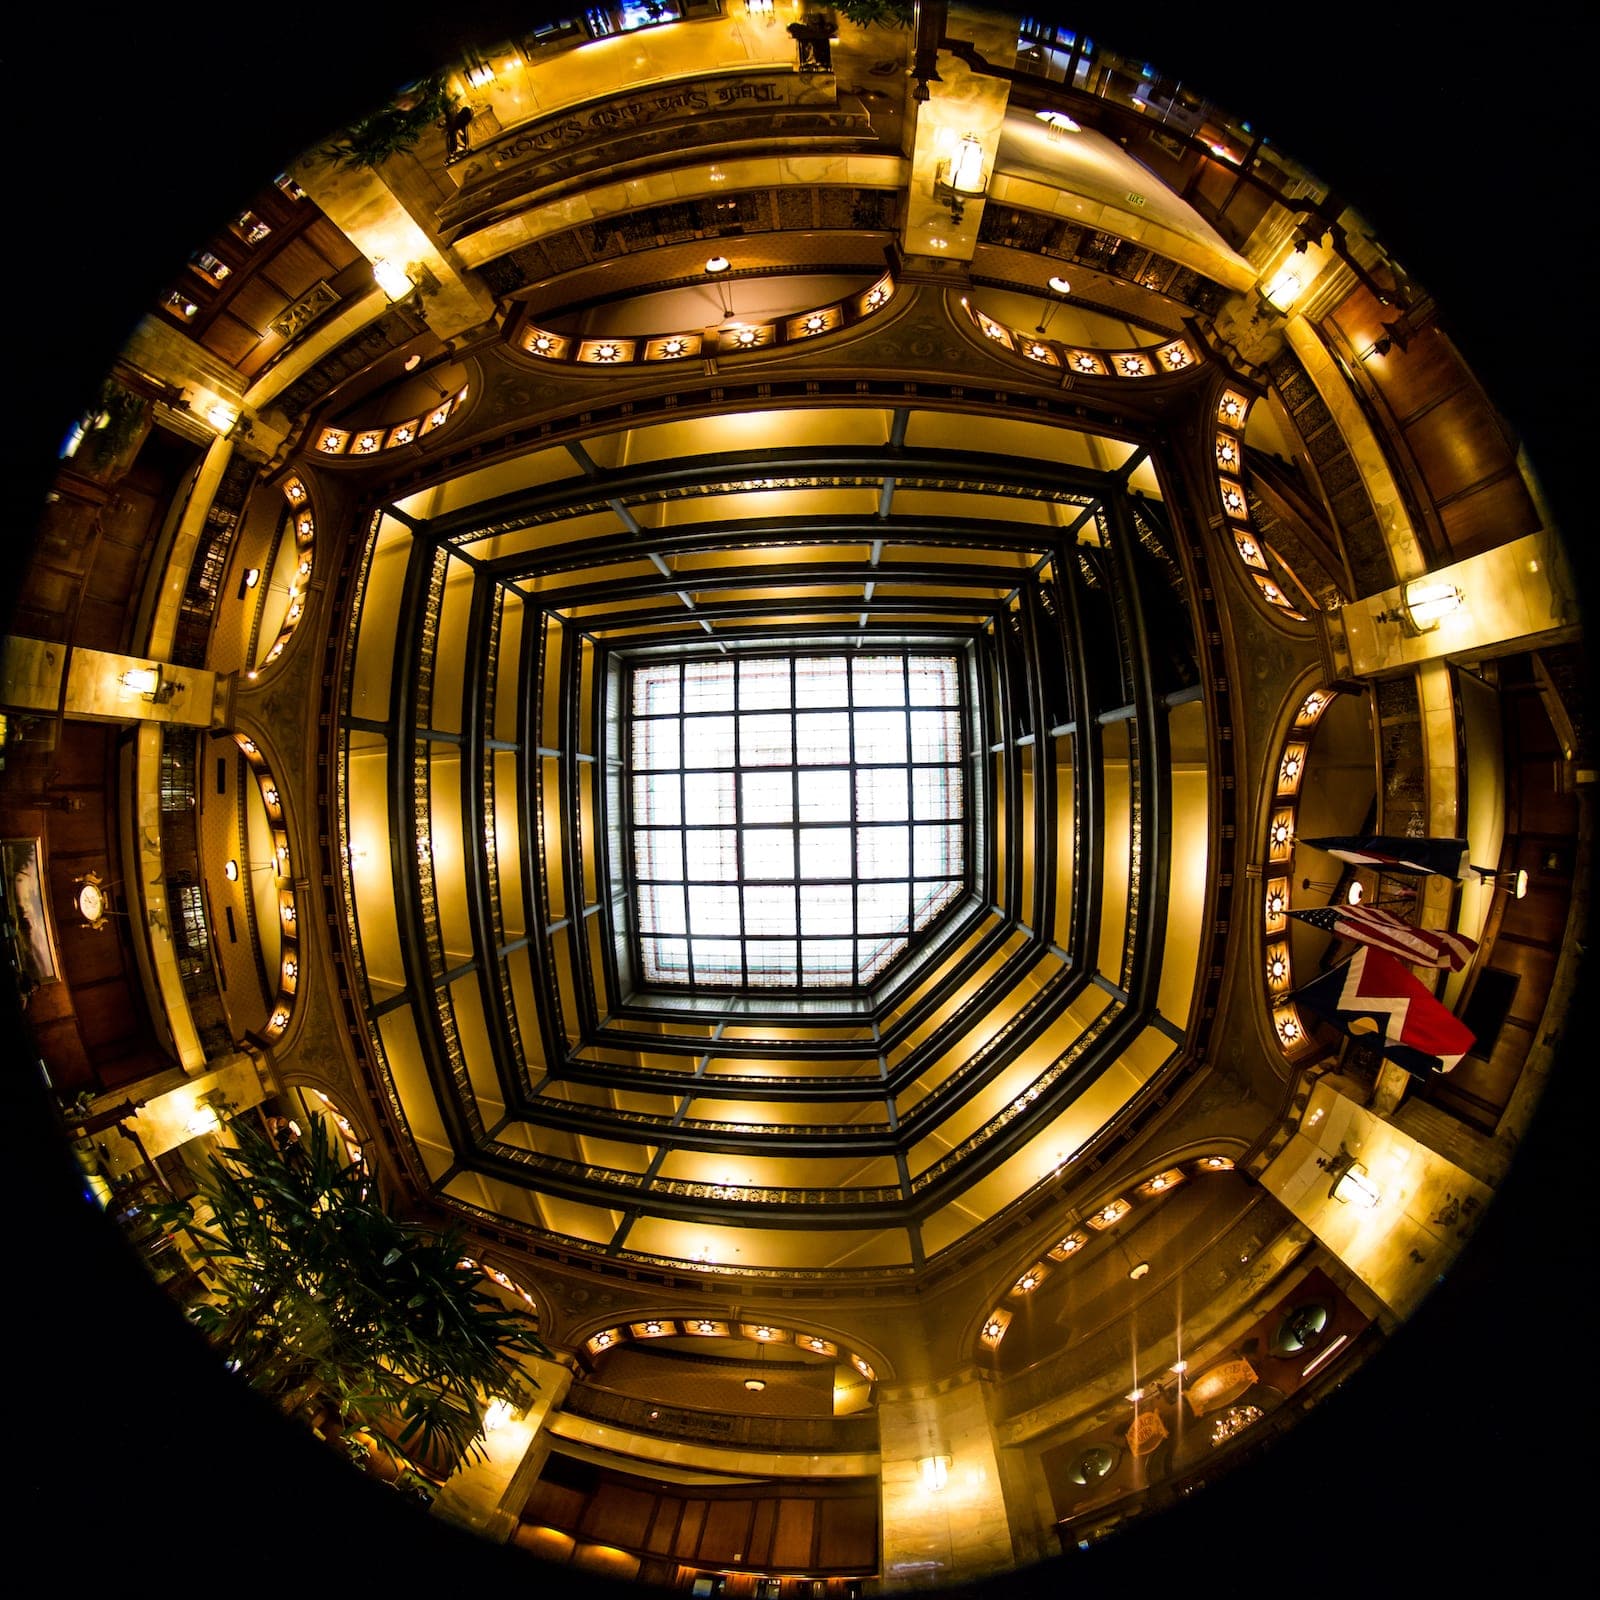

{"left": 626, "top": 652, "right": 967, "bottom": 991}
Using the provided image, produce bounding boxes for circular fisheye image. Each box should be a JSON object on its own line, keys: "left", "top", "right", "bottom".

{"left": 5, "top": 6, "right": 1589, "bottom": 1592}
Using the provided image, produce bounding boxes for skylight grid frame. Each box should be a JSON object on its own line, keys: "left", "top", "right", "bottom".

{"left": 625, "top": 651, "right": 969, "bottom": 992}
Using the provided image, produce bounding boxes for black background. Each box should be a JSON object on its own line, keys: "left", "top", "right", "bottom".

{"left": 3, "top": 6, "right": 1592, "bottom": 1591}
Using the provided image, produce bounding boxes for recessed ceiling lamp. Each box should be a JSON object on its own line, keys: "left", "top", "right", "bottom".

{"left": 744, "top": 1377, "right": 766, "bottom": 1391}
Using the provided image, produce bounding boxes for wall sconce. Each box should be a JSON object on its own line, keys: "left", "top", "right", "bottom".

{"left": 918, "top": 1453, "right": 951, "bottom": 1492}
{"left": 935, "top": 134, "right": 988, "bottom": 223}
{"left": 371, "top": 257, "right": 417, "bottom": 303}
{"left": 206, "top": 400, "right": 241, "bottom": 436}
{"left": 1318, "top": 1147, "right": 1380, "bottom": 1208}
{"left": 1365, "top": 316, "right": 1413, "bottom": 359}
{"left": 1259, "top": 264, "right": 1304, "bottom": 313}
{"left": 1376, "top": 576, "right": 1464, "bottom": 634}
{"left": 119, "top": 666, "right": 160, "bottom": 698}
{"left": 119, "top": 665, "right": 181, "bottom": 705}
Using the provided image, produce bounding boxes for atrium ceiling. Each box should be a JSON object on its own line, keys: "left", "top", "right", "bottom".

{"left": 7, "top": 5, "right": 1591, "bottom": 1591}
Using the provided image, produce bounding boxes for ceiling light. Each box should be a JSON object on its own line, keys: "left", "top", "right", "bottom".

{"left": 1127, "top": 1260, "right": 1151, "bottom": 1280}
{"left": 704, "top": 255, "right": 731, "bottom": 273}
{"left": 223, "top": 860, "right": 238, "bottom": 881}
{"left": 744, "top": 1377, "right": 766, "bottom": 1391}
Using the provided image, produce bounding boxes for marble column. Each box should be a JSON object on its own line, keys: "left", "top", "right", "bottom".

{"left": 1258, "top": 1079, "right": 1493, "bottom": 1323}
{"left": 430, "top": 1353, "right": 575, "bottom": 1543}
{"left": 875, "top": 1368, "right": 1018, "bottom": 1590}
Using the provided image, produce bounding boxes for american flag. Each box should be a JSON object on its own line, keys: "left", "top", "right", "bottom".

{"left": 1289, "top": 903, "right": 1477, "bottom": 971}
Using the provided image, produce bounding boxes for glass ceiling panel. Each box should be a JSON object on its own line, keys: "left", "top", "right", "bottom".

{"left": 628, "top": 652, "right": 966, "bottom": 990}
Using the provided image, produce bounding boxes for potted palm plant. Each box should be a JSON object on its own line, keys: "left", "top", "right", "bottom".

{"left": 151, "top": 1112, "right": 548, "bottom": 1480}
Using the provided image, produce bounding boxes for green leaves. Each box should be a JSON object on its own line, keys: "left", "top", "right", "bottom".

{"left": 837, "top": 0, "right": 913, "bottom": 26}
{"left": 170, "top": 1112, "right": 549, "bottom": 1479}
{"left": 321, "top": 76, "right": 458, "bottom": 170}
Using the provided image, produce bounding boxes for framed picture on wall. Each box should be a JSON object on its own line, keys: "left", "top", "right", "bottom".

{"left": 3, "top": 836, "right": 63, "bottom": 986}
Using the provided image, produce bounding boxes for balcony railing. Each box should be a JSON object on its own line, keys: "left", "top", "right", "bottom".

{"left": 562, "top": 1383, "right": 880, "bottom": 1455}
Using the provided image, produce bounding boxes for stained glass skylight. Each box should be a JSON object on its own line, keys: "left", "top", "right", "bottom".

{"left": 627, "top": 653, "right": 967, "bottom": 989}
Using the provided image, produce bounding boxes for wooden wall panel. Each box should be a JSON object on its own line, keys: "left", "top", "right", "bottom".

{"left": 1435, "top": 474, "right": 1540, "bottom": 561}
{"left": 9, "top": 563, "right": 80, "bottom": 640}
{"left": 49, "top": 722, "right": 113, "bottom": 785}
{"left": 818, "top": 1493, "right": 877, "bottom": 1570}
{"left": 203, "top": 313, "right": 265, "bottom": 368}
{"left": 1487, "top": 938, "right": 1557, "bottom": 1023}
{"left": 645, "top": 1495, "right": 683, "bottom": 1555}
{"left": 225, "top": 275, "right": 283, "bottom": 333}
{"left": 1404, "top": 390, "right": 1517, "bottom": 506}
{"left": 28, "top": 1013, "right": 92, "bottom": 1081}
{"left": 303, "top": 214, "right": 364, "bottom": 272}
{"left": 526, "top": 1458, "right": 880, "bottom": 1576}
{"left": 583, "top": 1481, "right": 656, "bottom": 1548}
{"left": 523, "top": 1475, "right": 586, "bottom": 1529}
{"left": 74, "top": 979, "right": 150, "bottom": 1044}
{"left": 674, "top": 1500, "right": 706, "bottom": 1560}
{"left": 698, "top": 1499, "right": 753, "bottom": 1564}
{"left": 72, "top": 597, "right": 131, "bottom": 652}
{"left": 771, "top": 1499, "right": 815, "bottom": 1569}
{"left": 572, "top": 1544, "right": 640, "bottom": 1581}
{"left": 259, "top": 235, "right": 332, "bottom": 299}
{"left": 746, "top": 1498, "right": 777, "bottom": 1567}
